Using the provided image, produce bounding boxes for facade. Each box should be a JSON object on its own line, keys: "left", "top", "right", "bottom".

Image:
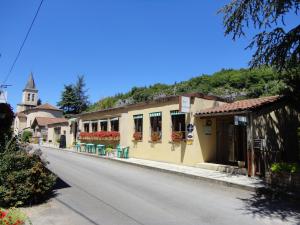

{"left": 77, "top": 94, "right": 300, "bottom": 177}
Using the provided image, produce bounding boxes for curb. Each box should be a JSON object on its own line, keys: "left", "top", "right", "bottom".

{"left": 42, "top": 146, "right": 263, "bottom": 192}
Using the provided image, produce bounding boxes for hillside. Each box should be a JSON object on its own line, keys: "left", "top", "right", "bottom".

{"left": 86, "top": 67, "right": 285, "bottom": 112}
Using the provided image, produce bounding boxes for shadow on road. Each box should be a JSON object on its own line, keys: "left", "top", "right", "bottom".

{"left": 238, "top": 188, "right": 300, "bottom": 224}
{"left": 53, "top": 176, "right": 71, "bottom": 190}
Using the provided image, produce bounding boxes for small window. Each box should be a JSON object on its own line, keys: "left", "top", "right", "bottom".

{"left": 100, "top": 120, "right": 108, "bottom": 131}
{"left": 32, "top": 94, "right": 35, "bottom": 101}
{"left": 27, "top": 93, "right": 30, "bottom": 101}
{"left": 84, "top": 123, "right": 90, "bottom": 132}
{"left": 110, "top": 118, "right": 119, "bottom": 131}
{"left": 133, "top": 114, "right": 143, "bottom": 140}
{"left": 92, "top": 121, "right": 98, "bottom": 132}
{"left": 150, "top": 112, "right": 162, "bottom": 141}
{"left": 171, "top": 110, "right": 186, "bottom": 141}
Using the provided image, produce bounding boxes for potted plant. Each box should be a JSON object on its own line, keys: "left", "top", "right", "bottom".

{"left": 151, "top": 132, "right": 161, "bottom": 142}
{"left": 265, "top": 162, "right": 300, "bottom": 188}
{"left": 133, "top": 132, "right": 142, "bottom": 141}
{"left": 171, "top": 131, "right": 183, "bottom": 142}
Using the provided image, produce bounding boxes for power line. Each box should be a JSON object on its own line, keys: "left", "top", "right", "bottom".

{"left": 1, "top": 0, "right": 44, "bottom": 85}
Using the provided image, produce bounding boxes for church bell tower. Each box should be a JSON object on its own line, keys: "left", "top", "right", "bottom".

{"left": 17, "top": 73, "right": 38, "bottom": 112}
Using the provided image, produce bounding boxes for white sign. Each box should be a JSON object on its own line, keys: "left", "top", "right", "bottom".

{"left": 0, "top": 90, "right": 7, "bottom": 103}
{"left": 234, "top": 116, "right": 248, "bottom": 125}
{"left": 179, "top": 96, "right": 190, "bottom": 113}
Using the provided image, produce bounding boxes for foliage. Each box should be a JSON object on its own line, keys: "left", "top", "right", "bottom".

{"left": 0, "top": 104, "right": 14, "bottom": 152}
{"left": 86, "top": 67, "right": 285, "bottom": 112}
{"left": 0, "top": 208, "right": 31, "bottom": 225}
{"left": 270, "top": 162, "right": 300, "bottom": 174}
{"left": 133, "top": 132, "right": 142, "bottom": 141}
{"left": 0, "top": 144, "right": 57, "bottom": 207}
{"left": 57, "top": 75, "right": 90, "bottom": 114}
{"left": 219, "top": 0, "right": 300, "bottom": 105}
{"left": 21, "top": 131, "right": 32, "bottom": 143}
{"left": 37, "top": 98, "right": 42, "bottom": 106}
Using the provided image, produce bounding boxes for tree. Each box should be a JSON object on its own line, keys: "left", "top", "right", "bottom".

{"left": 74, "top": 75, "right": 89, "bottom": 113}
{"left": 219, "top": 0, "right": 300, "bottom": 103}
{"left": 57, "top": 75, "right": 90, "bottom": 114}
{"left": 37, "top": 98, "right": 42, "bottom": 105}
{"left": 57, "top": 84, "right": 77, "bottom": 114}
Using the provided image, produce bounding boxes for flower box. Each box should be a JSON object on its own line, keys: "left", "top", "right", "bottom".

{"left": 133, "top": 132, "right": 142, "bottom": 141}
{"left": 171, "top": 131, "right": 184, "bottom": 142}
{"left": 151, "top": 132, "right": 161, "bottom": 142}
{"left": 79, "top": 131, "right": 120, "bottom": 141}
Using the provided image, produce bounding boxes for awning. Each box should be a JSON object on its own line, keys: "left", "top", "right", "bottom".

{"left": 133, "top": 114, "right": 143, "bottom": 119}
{"left": 110, "top": 117, "right": 119, "bottom": 121}
{"left": 170, "top": 110, "right": 185, "bottom": 116}
{"left": 99, "top": 119, "right": 107, "bottom": 123}
{"left": 149, "top": 112, "right": 162, "bottom": 117}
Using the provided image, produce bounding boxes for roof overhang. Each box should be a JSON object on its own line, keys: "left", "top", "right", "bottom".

{"left": 195, "top": 110, "right": 250, "bottom": 118}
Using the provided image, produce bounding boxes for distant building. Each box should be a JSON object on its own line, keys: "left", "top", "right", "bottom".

{"left": 14, "top": 73, "right": 64, "bottom": 137}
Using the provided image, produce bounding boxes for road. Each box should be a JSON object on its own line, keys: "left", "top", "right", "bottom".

{"left": 31, "top": 147, "right": 299, "bottom": 225}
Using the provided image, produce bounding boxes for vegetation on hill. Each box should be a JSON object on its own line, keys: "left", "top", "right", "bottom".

{"left": 86, "top": 67, "right": 285, "bottom": 112}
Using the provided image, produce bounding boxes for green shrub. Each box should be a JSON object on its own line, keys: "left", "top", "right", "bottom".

{"left": 21, "top": 131, "right": 32, "bottom": 143}
{"left": 0, "top": 150, "right": 57, "bottom": 207}
{"left": 270, "top": 162, "right": 300, "bottom": 174}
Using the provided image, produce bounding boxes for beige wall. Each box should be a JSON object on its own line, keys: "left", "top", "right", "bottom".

{"left": 26, "top": 110, "right": 63, "bottom": 128}
{"left": 22, "top": 90, "right": 38, "bottom": 107}
{"left": 48, "top": 122, "right": 74, "bottom": 148}
{"left": 126, "top": 97, "right": 220, "bottom": 166}
{"left": 14, "top": 116, "right": 27, "bottom": 134}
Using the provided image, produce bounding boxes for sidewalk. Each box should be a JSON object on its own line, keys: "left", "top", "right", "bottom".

{"left": 40, "top": 144, "right": 265, "bottom": 192}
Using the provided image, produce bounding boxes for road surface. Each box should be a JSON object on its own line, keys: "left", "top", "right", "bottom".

{"left": 30, "top": 147, "right": 299, "bottom": 225}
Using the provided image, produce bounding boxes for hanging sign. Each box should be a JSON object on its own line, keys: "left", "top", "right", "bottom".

{"left": 179, "top": 96, "right": 191, "bottom": 113}
{"left": 234, "top": 116, "right": 248, "bottom": 126}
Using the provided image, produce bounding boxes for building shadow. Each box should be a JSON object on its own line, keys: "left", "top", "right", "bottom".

{"left": 238, "top": 188, "right": 300, "bottom": 224}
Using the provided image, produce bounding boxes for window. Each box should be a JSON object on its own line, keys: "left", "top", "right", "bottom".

{"left": 100, "top": 120, "right": 108, "bottom": 131}
{"left": 32, "top": 94, "right": 35, "bottom": 101}
{"left": 84, "top": 123, "right": 90, "bottom": 132}
{"left": 110, "top": 118, "right": 119, "bottom": 131}
{"left": 133, "top": 115, "right": 143, "bottom": 140}
{"left": 150, "top": 112, "right": 162, "bottom": 141}
{"left": 171, "top": 110, "right": 186, "bottom": 140}
{"left": 27, "top": 93, "right": 30, "bottom": 101}
{"left": 91, "top": 121, "right": 98, "bottom": 132}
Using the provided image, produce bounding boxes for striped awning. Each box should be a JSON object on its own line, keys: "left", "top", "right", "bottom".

{"left": 149, "top": 112, "right": 162, "bottom": 117}
{"left": 133, "top": 114, "right": 143, "bottom": 119}
{"left": 170, "top": 110, "right": 185, "bottom": 116}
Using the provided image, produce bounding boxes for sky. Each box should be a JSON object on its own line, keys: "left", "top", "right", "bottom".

{"left": 0, "top": 0, "right": 297, "bottom": 111}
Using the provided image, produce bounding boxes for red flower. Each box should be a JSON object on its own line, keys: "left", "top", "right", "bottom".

{"left": 0, "top": 210, "right": 7, "bottom": 219}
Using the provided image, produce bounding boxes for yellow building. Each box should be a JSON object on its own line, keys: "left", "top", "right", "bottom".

{"left": 77, "top": 94, "right": 300, "bottom": 177}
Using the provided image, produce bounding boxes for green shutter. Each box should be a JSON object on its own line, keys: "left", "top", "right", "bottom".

{"left": 133, "top": 114, "right": 143, "bottom": 119}
{"left": 149, "top": 112, "right": 162, "bottom": 117}
{"left": 170, "top": 110, "right": 185, "bottom": 116}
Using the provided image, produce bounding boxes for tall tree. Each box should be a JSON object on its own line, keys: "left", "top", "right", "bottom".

{"left": 219, "top": 0, "right": 300, "bottom": 103}
{"left": 57, "top": 84, "right": 77, "bottom": 114}
{"left": 74, "top": 75, "right": 89, "bottom": 113}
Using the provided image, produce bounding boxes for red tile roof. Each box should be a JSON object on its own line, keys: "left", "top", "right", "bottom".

{"left": 33, "top": 117, "right": 68, "bottom": 127}
{"left": 34, "top": 103, "right": 61, "bottom": 111}
{"left": 195, "top": 95, "right": 281, "bottom": 116}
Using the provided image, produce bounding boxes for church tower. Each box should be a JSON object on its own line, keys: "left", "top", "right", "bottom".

{"left": 17, "top": 73, "right": 38, "bottom": 112}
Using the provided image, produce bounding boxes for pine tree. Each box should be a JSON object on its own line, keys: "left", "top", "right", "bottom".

{"left": 57, "top": 84, "right": 77, "bottom": 114}
{"left": 73, "top": 75, "right": 89, "bottom": 113}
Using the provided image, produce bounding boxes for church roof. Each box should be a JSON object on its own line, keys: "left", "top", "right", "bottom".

{"left": 32, "top": 117, "right": 68, "bottom": 127}
{"left": 34, "top": 103, "right": 61, "bottom": 111}
{"left": 24, "top": 73, "right": 37, "bottom": 90}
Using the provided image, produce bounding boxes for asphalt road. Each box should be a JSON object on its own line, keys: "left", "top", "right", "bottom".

{"left": 36, "top": 147, "right": 299, "bottom": 225}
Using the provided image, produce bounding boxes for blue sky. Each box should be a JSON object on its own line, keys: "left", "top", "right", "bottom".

{"left": 0, "top": 0, "right": 297, "bottom": 110}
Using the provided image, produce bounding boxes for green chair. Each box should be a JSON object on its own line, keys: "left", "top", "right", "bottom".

{"left": 123, "top": 146, "right": 129, "bottom": 159}
{"left": 117, "top": 144, "right": 123, "bottom": 158}
{"left": 81, "top": 143, "right": 87, "bottom": 152}
{"left": 97, "top": 144, "right": 106, "bottom": 155}
{"left": 75, "top": 143, "right": 81, "bottom": 152}
{"left": 87, "top": 143, "right": 95, "bottom": 153}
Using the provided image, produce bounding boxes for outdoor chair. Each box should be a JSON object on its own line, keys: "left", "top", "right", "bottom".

{"left": 97, "top": 144, "right": 106, "bottom": 155}
{"left": 117, "top": 144, "right": 123, "bottom": 158}
{"left": 123, "top": 146, "right": 129, "bottom": 159}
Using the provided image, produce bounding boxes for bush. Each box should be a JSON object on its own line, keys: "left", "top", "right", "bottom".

{"left": 0, "top": 149, "right": 57, "bottom": 207}
{"left": 0, "top": 208, "right": 31, "bottom": 225}
{"left": 270, "top": 162, "right": 300, "bottom": 174}
{"left": 21, "top": 131, "right": 32, "bottom": 143}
